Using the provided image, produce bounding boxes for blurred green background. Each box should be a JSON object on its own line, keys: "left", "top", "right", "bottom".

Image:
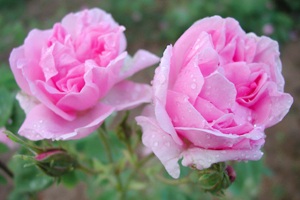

{"left": 0, "top": 0, "right": 300, "bottom": 199}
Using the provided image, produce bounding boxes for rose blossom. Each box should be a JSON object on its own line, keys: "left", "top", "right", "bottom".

{"left": 10, "top": 8, "right": 159, "bottom": 141}
{"left": 136, "top": 16, "right": 293, "bottom": 178}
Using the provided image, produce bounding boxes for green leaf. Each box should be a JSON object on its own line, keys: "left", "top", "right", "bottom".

{"left": 97, "top": 189, "right": 118, "bottom": 200}
{"left": 5, "top": 98, "right": 25, "bottom": 134}
{"left": 0, "top": 142, "right": 9, "bottom": 154}
{"left": 0, "top": 64, "right": 18, "bottom": 90}
{"left": 9, "top": 158, "right": 54, "bottom": 193}
{"left": 61, "top": 171, "right": 79, "bottom": 188}
{"left": 0, "top": 174, "right": 7, "bottom": 184}
{"left": 0, "top": 87, "right": 14, "bottom": 127}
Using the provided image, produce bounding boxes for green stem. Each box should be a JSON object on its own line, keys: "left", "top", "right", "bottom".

{"left": 121, "top": 153, "right": 155, "bottom": 199}
{"left": 154, "top": 174, "right": 190, "bottom": 185}
{"left": 97, "top": 128, "right": 123, "bottom": 192}
{"left": 0, "top": 160, "right": 14, "bottom": 178}
{"left": 77, "top": 163, "right": 102, "bottom": 175}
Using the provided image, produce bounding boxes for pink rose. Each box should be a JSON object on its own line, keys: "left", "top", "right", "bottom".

{"left": 136, "top": 16, "right": 293, "bottom": 178}
{"left": 10, "top": 8, "right": 159, "bottom": 141}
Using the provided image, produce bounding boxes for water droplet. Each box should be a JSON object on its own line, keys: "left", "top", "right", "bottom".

{"left": 195, "top": 45, "right": 200, "bottom": 50}
{"left": 33, "top": 124, "right": 37, "bottom": 128}
{"left": 191, "top": 83, "right": 197, "bottom": 89}
{"left": 153, "top": 142, "right": 158, "bottom": 147}
{"left": 245, "top": 155, "right": 250, "bottom": 158}
{"left": 165, "top": 142, "right": 170, "bottom": 147}
{"left": 206, "top": 134, "right": 210, "bottom": 139}
{"left": 191, "top": 74, "right": 194, "bottom": 78}
{"left": 247, "top": 116, "right": 252, "bottom": 121}
{"left": 215, "top": 154, "right": 220, "bottom": 158}
{"left": 39, "top": 120, "right": 43, "bottom": 124}
{"left": 151, "top": 134, "right": 156, "bottom": 138}
{"left": 192, "top": 78, "right": 196, "bottom": 82}
{"left": 241, "top": 153, "right": 245, "bottom": 157}
{"left": 221, "top": 150, "right": 226, "bottom": 154}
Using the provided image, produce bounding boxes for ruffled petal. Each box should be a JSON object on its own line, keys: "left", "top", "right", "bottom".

{"left": 117, "top": 50, "right": 159, "bottom": 82}
{"left": 136, "top": 115, "right": 184, "bottom": 179}
{"left": 199, "top": 71, "right": 237, "bottom": 110}
{"left": 101, "top": 80, "right": 152, "bottom": 111}
{"left": 18, "top": 102, "right": 114, "bottom": 141}
{"left": 181, "top": 146, "right": 263, "bottom": 170}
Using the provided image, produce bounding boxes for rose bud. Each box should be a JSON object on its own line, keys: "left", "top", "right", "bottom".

{"left": 225, "top": 165, "right": 236, "bottom": 183}
{"left": 198, "top": 163, "right": 232, "bottom": 195}
{"left": 34, "top": 150, "right": 79, "bottom": 177}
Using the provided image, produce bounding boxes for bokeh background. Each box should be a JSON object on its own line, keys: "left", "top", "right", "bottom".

{"left": 0, "top": 0, "right": 299, "bottom": 199}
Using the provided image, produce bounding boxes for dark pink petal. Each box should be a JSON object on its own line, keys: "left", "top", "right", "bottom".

{"left": 136, "top": 115, "right": 184, "bottom": 178}
{"left": 101, "top": 80, "right": 152, "bottom": 111}
{"left": 18, "top": 102, "right": 114, "bottom": 141}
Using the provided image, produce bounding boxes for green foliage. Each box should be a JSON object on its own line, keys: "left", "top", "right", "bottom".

{"left": 229, "top": 159, "right": 272, "bottom": 199}
{"left": 0, "top": 174, "right": 7, "bottom": 184}
{"left": 0, "top": 87, "right": 14, "bottom": 127}
{"left": 0, "top": 142, "right": 10, "bottom": 154}
{"left": 8, "top": 156, "right": 54, "bottom": 194}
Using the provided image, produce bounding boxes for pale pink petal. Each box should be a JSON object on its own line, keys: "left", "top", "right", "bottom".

{"left": 9, "top": 46, "right": 31, "bottom": 94}
{"left": 253, "top": 36, "right": 284, "bottom": 91}
{"left": 136, "top": 116, "right": 184, "bottom": 178}
{"left": 101, "top": 80, "right": 152, "bottom": 111}
{"left": 117, "top": 50, "right": 160, "bottom": 82}
{"left": 166, "top": 90, "right": 206, "bottom": 129}
{"left": 199, "top": 71, "right": 237, "bottom": 110}
{"left": 153, "top": 45, "right": 172, "bottom": 105}
{"left": 194, "top": 97, "right": 225, "bottom": 122}
{"left": 183, "top": 31, "right": 214, "bottom": 66}
{"left": 197, "top": 47, "right": 220, "bottom": 77}
{"left": 251, "top": 82, "right": 293, "bottom": 127}
{"left": 88, "top": 52, "right": 127, "bottom": 98}
{"left": 56, "top": 68, "right": 100, "bottom": 111}
{"left": 18, "top": 102, "right": 114, "bottom": 141}
{"left": 16, "top": 91, "right": 40, "bottom": 115}
{"left": 173, "top": 56, "right": 204, "bottom": 104}
{"left": 24, "top": 29, "right": 52, "bottom": 61}
{"left": 181, "top": 146, "right": 263, "bottom": 170}
{"left": 176, "top": 126, "right": 265, "bottom": 150}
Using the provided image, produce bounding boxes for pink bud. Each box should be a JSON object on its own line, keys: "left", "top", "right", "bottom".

{"left": 225, "top": 165, "right": 236, "bottom": 183}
